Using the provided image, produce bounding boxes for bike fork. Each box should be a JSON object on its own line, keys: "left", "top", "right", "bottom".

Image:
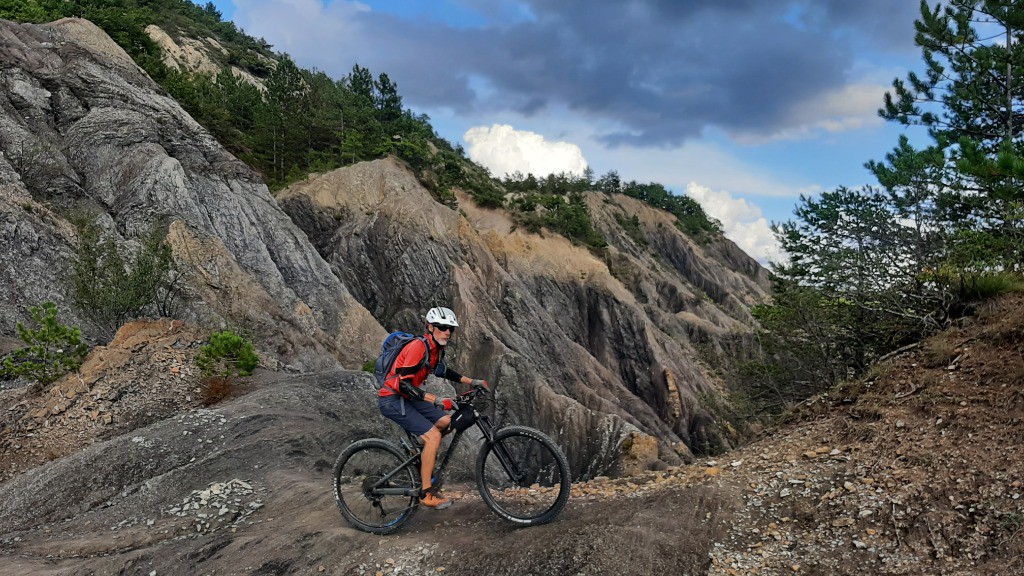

{"left": 491, "top": 440, "right": 526, "bottom": 484}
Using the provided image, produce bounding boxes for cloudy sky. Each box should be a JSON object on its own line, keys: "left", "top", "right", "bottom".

{"left": 206, "top": 0, "right": 925, "bottom": 263}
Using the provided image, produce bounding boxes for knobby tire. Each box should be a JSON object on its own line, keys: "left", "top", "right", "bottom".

{"left": 475, "top": 425, "right": 571, "bottom": 526}
{"left": 333, "top": 438, "right": 419, "bottom": 535}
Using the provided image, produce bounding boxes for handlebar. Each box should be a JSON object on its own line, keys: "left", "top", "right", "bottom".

{"left": 455, "top": 386, "right": 489, "bottom": 404}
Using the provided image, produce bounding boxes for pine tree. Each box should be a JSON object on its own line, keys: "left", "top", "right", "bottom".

{"left": 878, "top": 0, "right": 1024, "bottom": 270}
{"left": 375, "top": 72, "right": 403, "bottom": 123}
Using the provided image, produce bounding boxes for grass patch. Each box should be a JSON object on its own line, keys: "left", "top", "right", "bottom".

{"left": 957, "top": 272, "right": 1024, "bottom": 300}
{"left": 921, "top": 337, "right": 958, "bottom": 369}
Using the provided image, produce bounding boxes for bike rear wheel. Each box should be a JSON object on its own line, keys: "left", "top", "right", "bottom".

{"left": 475, "top": 425, "right": 570, "bottom": 526}
{"left": 333, "top": 438, "right": 419, "bottom": 535}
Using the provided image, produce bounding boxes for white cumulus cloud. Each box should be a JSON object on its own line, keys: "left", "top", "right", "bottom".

{"left": 684, "top": 183, "right": 785, "bottom": 265}
{"left": 464, "top": 124, "right": 589, "bottom": 178}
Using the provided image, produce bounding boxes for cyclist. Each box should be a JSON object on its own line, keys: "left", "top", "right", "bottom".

{"left": 378, "top": 306, "right": 488, "bottom": 509}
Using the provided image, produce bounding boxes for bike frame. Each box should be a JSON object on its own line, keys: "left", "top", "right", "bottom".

{"left": 368, "top": 397, "right": 525, "bottom": 497}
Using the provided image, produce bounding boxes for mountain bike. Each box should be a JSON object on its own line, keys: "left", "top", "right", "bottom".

{"left": 333, "top": 387, "right": 571, "bottom": 534}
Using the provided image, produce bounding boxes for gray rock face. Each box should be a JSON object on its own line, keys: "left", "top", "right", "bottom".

{"left": 1, "top": 17, "right": 769, "bottom": 478}
{"left": 0, "top": 370, "right": 733, "bottom": 576}
{"left": 278, "top": 160, "right": 771, "bottom": 474}
{"left": 0, "top": 371, "right": 378, "bottom": 534}
{"left": 0, "top": 18, "right": 383, "bottom": 369}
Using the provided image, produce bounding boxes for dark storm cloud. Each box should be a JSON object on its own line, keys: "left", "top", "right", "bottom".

{"left": 343, "top": 0, "right": 921, "bottom": 146}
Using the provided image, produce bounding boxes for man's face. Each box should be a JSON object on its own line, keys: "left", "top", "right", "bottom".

{"left": 430, "top": 323, "right": 456, "bottom": 346}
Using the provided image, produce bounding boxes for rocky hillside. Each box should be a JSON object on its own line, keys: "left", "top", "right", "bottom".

{"left": 144, "top": 24, "right": 268, "bottom": 89}
{"left": 1, "top": 16, "right": 769, "bottom": 474}
{"left": 0, "top": 17, "right": 384, "bottom": 372}
{"left": 0, "top": 292, "right": 1019, "bottom": 576}
{"left": 277, "top": 161, "right": 768, "bottom": 472}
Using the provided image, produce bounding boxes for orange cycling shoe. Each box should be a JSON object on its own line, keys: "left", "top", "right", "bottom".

{"left": 419, "top": 487, "right": 452, "bottom": 509}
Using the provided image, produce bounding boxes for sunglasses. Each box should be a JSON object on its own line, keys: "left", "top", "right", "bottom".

{"left": 432, "top": 324, "right": 456, "bottom": 333}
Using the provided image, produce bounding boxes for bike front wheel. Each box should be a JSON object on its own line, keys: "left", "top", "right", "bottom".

{"left": 475, "top": 425, "right": 571, "bottom": 526}
{"left": 333, "top": 438, "right": 419, "bottom": 535}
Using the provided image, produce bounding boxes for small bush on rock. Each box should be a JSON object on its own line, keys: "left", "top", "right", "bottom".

{"left": 0, "top": 302, "right": 89, "bottom": 392}
{"left": 195, "top": 331, "right": 258, "bottom": 405}
{"left": 72, "top": 219, "right": 184, "bottom": 341}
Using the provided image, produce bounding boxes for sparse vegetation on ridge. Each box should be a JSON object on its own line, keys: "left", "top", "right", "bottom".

{"left": 500, "top": 169, "right": 721, "bottom": 248}
{"left": 0, "top": 302, "right": 89, "bottom": 391}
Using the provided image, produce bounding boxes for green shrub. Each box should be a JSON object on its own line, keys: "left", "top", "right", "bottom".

{"left": 361, "top": 360, "right": 376, "bottom": 373}
{"left": 196, "top": 330, "right": 259, "bottom": 379}
{"left": 72, "top": 219, "right": 183, "bottom": 340}
{"left": 916, "top": 268, "right": 1024, "bottom": 304}
{"left": 508, "top": 191, "right": 606, "bottom": 248}
{"left": 0, "top": 302, "right": 89, "bottom": 389}
{"left": 0, "top": 0, "right": 57, "bottom": 22}
{"left": 195, "top": 330, "right": 258, "bottom": 406}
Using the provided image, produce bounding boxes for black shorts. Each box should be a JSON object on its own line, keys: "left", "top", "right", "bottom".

{"left": 378, "top": 395, "right": 446, "bottom": 436}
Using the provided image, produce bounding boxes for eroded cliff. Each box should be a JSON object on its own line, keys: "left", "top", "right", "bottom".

{"left": 277, "top": 159, "right": 770, "bottom": 473}
{"left": 2, "top": 17, "right": 768, "bottom": 477}
{"left": 0, "top": 18, "right": 383, "bottom": 370}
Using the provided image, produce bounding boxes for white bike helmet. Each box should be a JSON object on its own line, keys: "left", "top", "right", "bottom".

{"left": 425, "top": 306, "right": 459, "bottom": 327}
